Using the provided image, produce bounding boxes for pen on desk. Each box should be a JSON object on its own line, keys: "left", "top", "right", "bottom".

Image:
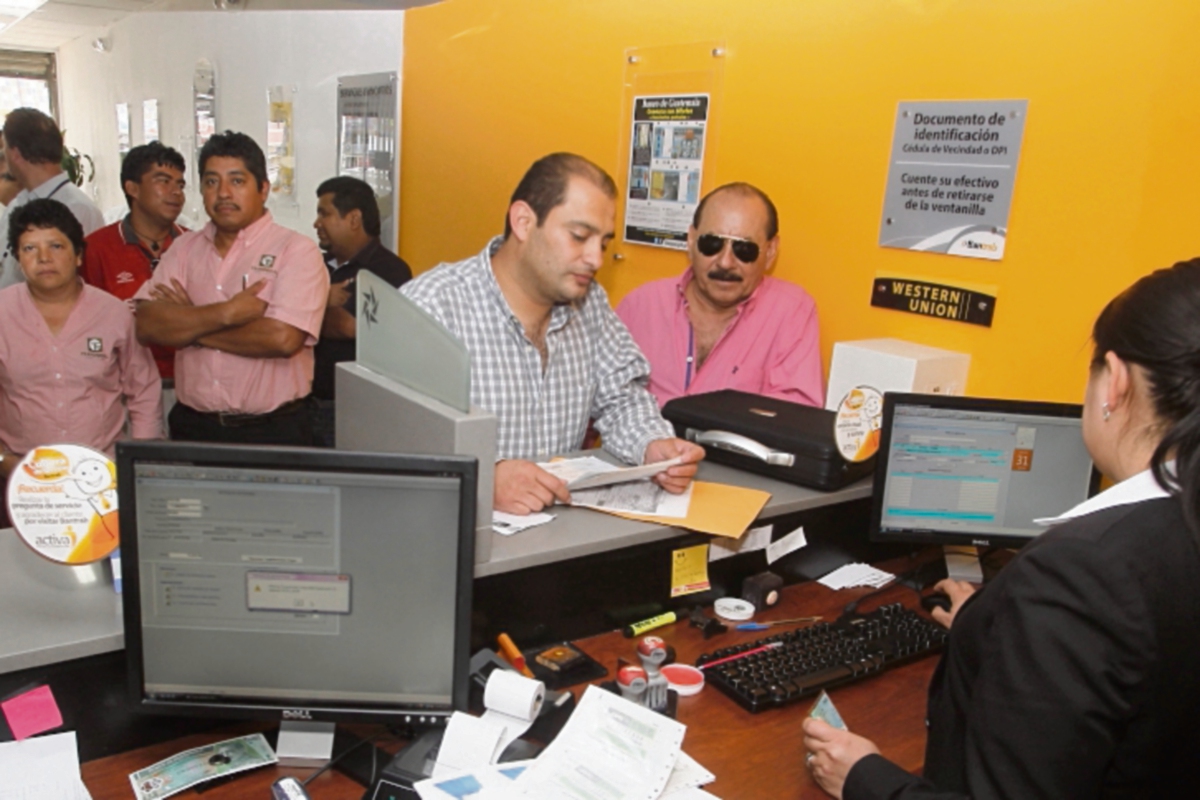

{"left": 697, "top": 641, "right": 783, "bottom": 671}
{"left": 735, "top": 616, "right": 822, "bottom": 632}
{"left": 496, "top": 632, "right": 535, "bottom": 678}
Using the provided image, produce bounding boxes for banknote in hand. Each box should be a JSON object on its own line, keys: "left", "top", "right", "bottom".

{"left": 808, "top": 690, "right": 847, "bottom": 731}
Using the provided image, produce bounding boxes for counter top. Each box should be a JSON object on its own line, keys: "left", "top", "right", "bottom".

{"left": 476, "top": 464, "right": 872, "bottom": 577}
{"left": 2, "top": 465, "right": 873, "bottom": 675}
{"left": 0, "top": 529, "right": 123, "bottom": 675}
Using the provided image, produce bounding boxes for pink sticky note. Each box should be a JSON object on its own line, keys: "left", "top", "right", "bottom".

{"left": 1, "top": 685, "right": 63, "bottom": 740}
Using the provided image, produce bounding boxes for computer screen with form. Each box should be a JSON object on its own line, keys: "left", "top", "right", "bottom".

{"left": 118, "top": 443, "right": 477, "bottom": 726}
{"left": 870, "top": 394, "right": 1098, "bottom": 549}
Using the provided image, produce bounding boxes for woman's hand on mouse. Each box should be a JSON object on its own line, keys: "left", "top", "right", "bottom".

{"left": 931, "top": 579, "right": 976, "bottom": 628}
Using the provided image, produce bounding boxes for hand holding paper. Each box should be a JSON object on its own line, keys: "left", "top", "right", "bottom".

{"left": 645, "top": 438, "right": 705, "bottom": 493}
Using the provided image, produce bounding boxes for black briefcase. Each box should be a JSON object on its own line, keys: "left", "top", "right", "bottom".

{"left": 662, "top": 390, "right": 874, "bottom": 491}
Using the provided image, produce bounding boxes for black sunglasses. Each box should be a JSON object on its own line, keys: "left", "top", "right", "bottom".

{"left": 696, "top": 233, "right": 760, "bottom": 263}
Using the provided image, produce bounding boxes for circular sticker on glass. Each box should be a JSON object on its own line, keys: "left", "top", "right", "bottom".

{"left": 834, "top": 386, "right": 885, "bottom": 463}
{"left": 7, "top": 444, "right": 119, "bottom": 564}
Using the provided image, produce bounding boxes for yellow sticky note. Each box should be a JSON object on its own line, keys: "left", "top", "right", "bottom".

{"left": 671, "top": 543, "right": 711, "bottom": 598}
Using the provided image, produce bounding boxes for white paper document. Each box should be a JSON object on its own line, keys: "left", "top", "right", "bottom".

{"left": 0, "top": 731, "right": 92, "bottom": 800}
{"left": 766, "top": 526, "right": 807, "bottom": 565}
{"left": 709, "top": 524, "right": 773, "bottom": 563}
{"left": 433, "top": 713, "right": 509, "bottom": 779}
{"left": 539, "top": 456, "right": 682, "bottom": 490}
{"left": 492, "top": 510, "right": 555, "bottom": 535}
{"left": 512, "top": 685, "right": 685, "bottom": 800}
{"left": 818, "top": 563, "right": 896, "bottom": 590}
{"left": 572, "top": 481, "right": 693, "bottom": 518}
{"left": 661, "top": 750, "right": 716, "bottom": 796}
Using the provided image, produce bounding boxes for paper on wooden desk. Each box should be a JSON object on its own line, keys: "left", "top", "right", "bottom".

{"left": 579, "top": 480, "right": 770, "bottom": 538}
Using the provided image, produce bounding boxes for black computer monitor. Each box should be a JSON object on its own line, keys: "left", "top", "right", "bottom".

{"left": 117, "top": 442, "right": 477, "bottom": 728}
{"left": 870, "top": 393, "right": 1099, "bottom": 549}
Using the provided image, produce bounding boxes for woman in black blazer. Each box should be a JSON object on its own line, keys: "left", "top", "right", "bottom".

{"left": 803, "top": 259, "right": 1200, "bottom": 800}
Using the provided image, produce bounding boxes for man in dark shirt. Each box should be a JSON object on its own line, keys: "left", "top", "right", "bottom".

{"left": 311, "top": 176, "right": 412, "bottom": 446}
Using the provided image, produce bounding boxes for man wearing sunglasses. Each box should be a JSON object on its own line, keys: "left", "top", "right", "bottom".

{"left": 403, "top": 153, "right": 704, "bottom": 515}
{"left": 617, "top": 183, "right": 823, "bottom": 408}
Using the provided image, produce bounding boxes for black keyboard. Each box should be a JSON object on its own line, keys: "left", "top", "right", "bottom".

{"left": 694, "top": 603, "right": 948, "bottom": 713}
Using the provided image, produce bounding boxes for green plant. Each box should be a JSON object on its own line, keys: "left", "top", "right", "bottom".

{"left": 61, "top": 145, "right": 95, "bottom": 187}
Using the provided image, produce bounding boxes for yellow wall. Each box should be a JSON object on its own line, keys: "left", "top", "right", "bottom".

{"left": 399, "top": 0, "right": 1200, "bottom": 403}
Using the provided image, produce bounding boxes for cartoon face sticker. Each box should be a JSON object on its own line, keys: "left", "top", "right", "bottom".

{"left": 863, "top": 393, "right": 883, "bottom": 421}
{"left": 72, "top": 458, "right": 112, "bottom": 494}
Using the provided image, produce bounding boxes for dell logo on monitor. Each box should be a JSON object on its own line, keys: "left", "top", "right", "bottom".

{"left": 282, "top": 709, "right": 313, "bottom": 720}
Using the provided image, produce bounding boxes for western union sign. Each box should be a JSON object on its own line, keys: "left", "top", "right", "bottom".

{"left": 871, "top": 275, "right": 996, "bottom": 327}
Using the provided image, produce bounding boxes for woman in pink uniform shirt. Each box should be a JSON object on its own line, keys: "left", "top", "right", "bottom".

{"left": 0, "top": 199, "right": 161, "bottom": 482}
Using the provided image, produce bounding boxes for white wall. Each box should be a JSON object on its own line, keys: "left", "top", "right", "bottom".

{"left": 56, "top": 9, "right": 404, "bottom": 239}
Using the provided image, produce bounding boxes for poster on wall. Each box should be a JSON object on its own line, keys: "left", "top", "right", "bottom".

{"left": 623, "top": 94, "right": 709, "bottom": 250}
{"left": 192, "top": 59, "right": 217, "bottom": 150}
{"left": 879, "top": 100, "right": 1028, "bottom": 260}
{"left": 337, "top": 72, "right": 398, "bottom": 250}
{"left": 143, "top": 99, "right": 159, "bottom": 143}
{"left": 266, "top": 85, "right": 295, "bottom": 198}
{"left": 116, "top": 102, "right": 130, "bottom": 159}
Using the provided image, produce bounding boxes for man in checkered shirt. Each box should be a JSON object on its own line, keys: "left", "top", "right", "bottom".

{"left": 403, "top": 153, "right": 705, "bottom": 515}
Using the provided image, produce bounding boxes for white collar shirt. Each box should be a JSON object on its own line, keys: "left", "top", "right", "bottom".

{"left": 0, "top": 174, "right": 106, "bottom": 289}
{"left": 1035, "top": 466, "right": 1172, "bottom": 527}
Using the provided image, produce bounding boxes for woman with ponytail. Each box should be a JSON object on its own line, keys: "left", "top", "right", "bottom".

{"left": 803, "top": 260, "right": 1200, "bottom": 799}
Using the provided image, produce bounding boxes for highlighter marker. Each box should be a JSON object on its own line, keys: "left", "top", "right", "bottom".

{"left": 496, "top": 632, "right": 535, "bottom": 678}
{"left": 622, "top": 611, "right": 677, "bottom": 638}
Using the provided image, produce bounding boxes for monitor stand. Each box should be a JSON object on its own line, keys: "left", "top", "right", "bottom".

{"left": 941, "top": 545, "right": 984, "bottom": 584}
{"left": 275, "top": 720, "right": 336, "bottom": 766}
{"left": 270, "top": 722, "right": 396, "bottom": 788}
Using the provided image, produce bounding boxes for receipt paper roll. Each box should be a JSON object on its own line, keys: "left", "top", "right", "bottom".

{"left": 481, "top": 669, "right": 545, "bottom": 759}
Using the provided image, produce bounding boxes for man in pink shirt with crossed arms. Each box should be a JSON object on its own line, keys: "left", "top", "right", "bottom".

{"left": 134, "top": 131, "right": 328, "bottom": 446}
{"left": 617, "top": 182, "right": 824, "bottom": 408}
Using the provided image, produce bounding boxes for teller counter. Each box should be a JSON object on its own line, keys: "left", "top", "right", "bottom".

{"left": 0, "top": 463, "right": 888, "bottom": 760}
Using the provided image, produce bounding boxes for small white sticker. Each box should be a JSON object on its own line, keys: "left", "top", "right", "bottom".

{"left": 709, "top": 524, "right": 773, "bottom": 562}
{"left": 766, "top": 526, "right": 808, "bottom": 565}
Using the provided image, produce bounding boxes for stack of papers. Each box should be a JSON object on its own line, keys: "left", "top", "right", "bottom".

{"left": 818, "top": 563, "right": 896, "bottom": 590}
{"left": 0, "top": 731, "right": 92, "bottom": 799}
{"left": 491, "top": 510, "right": 555, "bottom": 535}
{"left": 415, "top": 686, "right": 721, "bottom": 800}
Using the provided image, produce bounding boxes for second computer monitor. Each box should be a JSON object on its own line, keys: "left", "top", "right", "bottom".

{"left": 870, "top": 393, "right": 1098, "bottom": 549}
{"left": 118, "top": 442, "right": 477, "bottom": 726}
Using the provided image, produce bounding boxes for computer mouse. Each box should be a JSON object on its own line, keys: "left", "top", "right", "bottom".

{"left": 920, "top": 593, "right": 952, "bottom": 614}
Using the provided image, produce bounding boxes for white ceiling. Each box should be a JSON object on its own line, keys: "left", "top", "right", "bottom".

{"left": 0, "top": 0, "right": 421, "bottom": 51}
{"left": 0, "top": 0, "right": 155, "bottom": 50}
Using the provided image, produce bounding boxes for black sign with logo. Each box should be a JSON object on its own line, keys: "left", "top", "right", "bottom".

{"left": 871, "top": 277, "right": 996, "bottom": 327}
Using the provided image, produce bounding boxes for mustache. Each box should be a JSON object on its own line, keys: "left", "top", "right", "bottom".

{"left": 707, "top": 268, "right": 743, "bottom": 282}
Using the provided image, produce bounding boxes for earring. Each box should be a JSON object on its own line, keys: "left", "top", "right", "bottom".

{"left": 1102, "top": 403, "right": 1111, "bottom": 421}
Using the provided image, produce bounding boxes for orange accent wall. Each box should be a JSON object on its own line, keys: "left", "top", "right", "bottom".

{"left": 399, "top": 0, "right": 1200, "bottom": 403}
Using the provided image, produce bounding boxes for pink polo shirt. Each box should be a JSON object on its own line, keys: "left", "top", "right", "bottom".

{"left": 134, "top": 212, "right": 328, "bottom": 415}
{"left": 616, "top": 271, "right": 824, "bottom": 408}
{"left": 0, "top": 283, "right": 162, "bottom": 457}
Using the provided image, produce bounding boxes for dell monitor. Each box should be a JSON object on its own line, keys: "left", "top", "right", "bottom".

{"left": 117, "top": 442, "right": 477, "bottom": 756}
{"left": 870, "top": 393, "right": 1099, "bottom": 550}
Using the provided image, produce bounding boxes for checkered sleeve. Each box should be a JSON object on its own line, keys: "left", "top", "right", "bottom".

{"left": 586, "top": 285, "right": 674, "bottom": 464}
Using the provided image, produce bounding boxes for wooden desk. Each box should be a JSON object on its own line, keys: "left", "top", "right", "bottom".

{"left": 81, "top": 571, "right": 937, "bottom": 800}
